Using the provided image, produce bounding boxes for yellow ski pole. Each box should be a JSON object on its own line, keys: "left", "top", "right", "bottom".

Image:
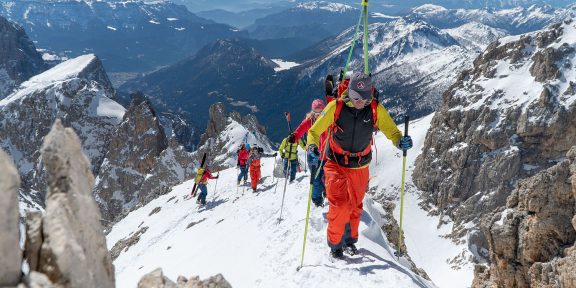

{"left": 395, "top": 115, "right": 410, "bottom": 257}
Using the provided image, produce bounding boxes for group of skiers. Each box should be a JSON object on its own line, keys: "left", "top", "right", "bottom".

{"left": 236, "top": 143, "right": 277, "bottom": 192}
{"left": 192, "top": 72, "right": 413, "bottom": 260}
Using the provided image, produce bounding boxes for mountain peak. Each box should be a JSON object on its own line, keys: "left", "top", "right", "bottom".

{"left": 0, "top": 54, "right": 114, "bottom": 106}
{"left": 411, "top": 4, "right": 448, "bottom": 15}
{"left": 296, "top": 1, "right": 355, "bottom": 13}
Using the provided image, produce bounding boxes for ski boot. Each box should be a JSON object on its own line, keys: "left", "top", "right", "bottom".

{"left": 330, "top": 248, "right": 344, "bottom": 260}
{"left": 345, "top": 244, "right": 358, "bottom": 256}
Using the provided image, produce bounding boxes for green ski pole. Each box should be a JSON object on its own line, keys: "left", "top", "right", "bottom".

{"left": 395, "top": 115, "right": 409, "bottom": 257}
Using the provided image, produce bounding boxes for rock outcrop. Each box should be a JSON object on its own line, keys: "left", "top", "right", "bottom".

{"left": 0, "top": 16, "right": 46, "bottom": 99}
{"left": 0, "top": 149, "right": 22, "bottom": 286}
{"left": 473, "top": 146, "right": 576, "bottom": 287}
{"left": 137, "top": 268, "right": 232, "bottom": 288}
{"left": 196, "top": 102, "right": 273, "bottom": 170}
{"left": 95, "top": 92, "right": 195, "bottom": 222}
{"left": 409, "top": 18, "right": 576, "bottom": 287}
{"left": 36, "top": 120, "right": 115, "bottom": 287}
{"left": 1, "top": 120, "right": 117, "bottom": 287}
{"left": 0, "top": 54, "right": 124, "bottom": 207}
{"left": 413, "top": 20, "right": 576, "bottom": 245}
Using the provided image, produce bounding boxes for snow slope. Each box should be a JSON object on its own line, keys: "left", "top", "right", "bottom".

{"left": 108, "top": 114, "right": 473, "bottom": 287}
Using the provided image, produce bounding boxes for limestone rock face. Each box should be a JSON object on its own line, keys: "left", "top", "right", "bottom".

{"left": 24, "top": 212, "right": 43, "bottom": 272}
{"left": 0, "top": 16, "right": 46, "bottom": 99}
{"left": 0, "top": 149, "right": 22, "bottom": 286}
{"left": 38, "top": 120, "right": 114, "bottom": 288}
{"left": 137, "top": 268, "right": 176, "bottom": 288}
{"left": 473, "top": 146, "right": 576, "bottom": 287}
{"left": 0, "top": 54, "right": 124, "bottom": 208}
{"left": 196, "top": 102, "right": 273, "bottom": 171}
{"left": 95, "top": 92, "right": 195, "bottom": 222}
{"left": 410, "top": 19, "right": 576, "bottom": 286}
{"left": 138, "top": 268, "right": 232, "bottom": 288}
{"left": 413, "top": 20, "right": 576, "bottom": 242}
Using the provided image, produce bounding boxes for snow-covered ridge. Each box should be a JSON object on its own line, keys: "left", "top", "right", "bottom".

{"left": 452, "top": 19, "right": 576, "bottom": 113}
{"left": 444, "top": 21, "right": 508, "bottom": 50}
{"left": 411, "top": 4, "right": 448, "bottom": 14}
{"left": 0, "top": 54, "right": 109, "bottom": 106}
{"left": 271, "top": 59, "right": 300, "bottom": 72}
{"left": 296, "top": 1, "right": 355, "bottom": 13}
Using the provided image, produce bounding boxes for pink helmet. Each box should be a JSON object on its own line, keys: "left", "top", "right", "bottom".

{"left": 311, "top": 99, "right": 325, "bottom": 111}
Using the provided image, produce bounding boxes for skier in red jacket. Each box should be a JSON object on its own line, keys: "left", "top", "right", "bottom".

{"left": 237, "top": 144, "right": 250, "bottom": 185}
{"left": 287, "top": 99, "right": 328, "bottom": 206}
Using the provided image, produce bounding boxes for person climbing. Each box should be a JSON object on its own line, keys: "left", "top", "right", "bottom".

{"left": 278, "top": 135, "right": 305, "bottom": 183}
{"left": 306, "top": 72, "right": 413, "bottom": 259}
{"left": 237, "top": 143, "right": 250, "bottom": 185}
{"left": 196, "top": 167, "right": 219, "bottom": 205}
{"left": 247, "top": 144, "right": 276, "bottom": 193}
{"left": 288, "top": 99, "right": 328, "bottom": 207}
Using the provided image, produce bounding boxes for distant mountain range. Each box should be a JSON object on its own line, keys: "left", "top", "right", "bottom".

{"left": 119, "top": 3, "right": 575, "bottom": 142}
{"left": 0, "top": 0, "right": 244, "bottom": 72}
{"left": 169, "top": 0, "right": 576, "bottom": 14}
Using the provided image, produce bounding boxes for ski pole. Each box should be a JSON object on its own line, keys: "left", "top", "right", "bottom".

{"left": 212, "top": 174, "right": 219, "bottom": 202}
{"left": 272, "top": 155, "right": 277, "bottom": 182}
{"left": 297, "top": 131, "right": 331, "bottom": 271}
{"left": 236, "top": 168, "right": 239, "bottom": 194}
{"left": 396, "top": 115, "right": 409, "bottom": 257}
{"left": 278, "top": 112, "right": 293, "bottom": 223}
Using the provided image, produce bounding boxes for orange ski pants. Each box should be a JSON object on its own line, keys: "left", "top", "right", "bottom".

{"left": 249, "top": 160, "right": 261, "bottom": 190}
{"left": 323, "top": 160, "right": 369, "bottom": 249}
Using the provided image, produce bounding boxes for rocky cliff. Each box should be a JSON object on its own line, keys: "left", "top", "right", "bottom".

{"left": 473, "top": 147, "right": 576, "bottom": 288}
{"left": 195, "top": 102, "right": 274, "bottom": 171}
{"left": 95, "top": 92, "right": 195, "bottom": 222}
{"left": 0, "top": 122, "right": 231, "bottom": 288}
{"left": 0, "top": 16, "right": 46, "bottom": 99}
{"left": 412, "top": 18, "right": 576, "bottom": 286}
{"left": 0, "top": 54, "right": 123, "bottom": 207}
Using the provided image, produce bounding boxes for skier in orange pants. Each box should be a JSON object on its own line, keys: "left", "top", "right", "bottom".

{"left": 247, "top": 144, "right": 276, "bottom": 193}
{"left": 307, "top": 72, "right": 413, "bottom": 258}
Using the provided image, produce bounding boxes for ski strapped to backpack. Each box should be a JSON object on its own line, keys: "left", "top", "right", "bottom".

{"left": 191, "top": 152, "right": 207, "bottom": 197}
{"left": 328, "top": 98, "right": 378, "bottom": 165}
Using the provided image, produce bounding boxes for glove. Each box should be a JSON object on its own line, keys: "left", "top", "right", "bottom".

{"left": 307, "top": 144, "right": 319, "bottom": 156}
{"left": 287, "top": 133, "right": 296, "bottom": 144}
{"left": 215, "top": 175, "right": 219, "bottom": 179}
{"left": 398, "top": 136, "right": 413, "bottom": 150}
{"left": 308, "top": 149, "right": 319, "bottom": 167}
{"left": 273, "top": 152, "right": 278, "bottom": 157}
{"left": 325, "top": 75, "right": 334, "bottom": 96}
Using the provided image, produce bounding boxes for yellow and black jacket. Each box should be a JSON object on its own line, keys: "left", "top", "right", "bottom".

{"left": 307, "top": 99, "right": 402, "bottom": 168}
{"left": 278, "top": 138, "right": 305, "bottom": 161}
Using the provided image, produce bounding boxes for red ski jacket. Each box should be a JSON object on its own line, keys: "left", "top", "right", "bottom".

{"left": 293, "top": 115, "right": 328, "bottom": 160}
{"left": 199, "top": 169, "right": 217, "bottom": 184}
{"left": 237, "top": 148, "right": 250, "bottom": 167}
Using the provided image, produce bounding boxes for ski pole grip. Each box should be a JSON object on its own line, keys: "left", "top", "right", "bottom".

{"left": 403, "top": 115, "right": 409, "bottom": 156}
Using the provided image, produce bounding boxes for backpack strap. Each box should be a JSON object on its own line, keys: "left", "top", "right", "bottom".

{"left": 370, "top": 99, "right": 378, "bottom": 128}
{"left": 333, "top": 99, "right": 344, "bottom": 124}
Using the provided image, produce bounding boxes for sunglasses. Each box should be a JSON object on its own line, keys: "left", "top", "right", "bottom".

{"left": 350, "top": 97, "right": 368, "bottom": 102}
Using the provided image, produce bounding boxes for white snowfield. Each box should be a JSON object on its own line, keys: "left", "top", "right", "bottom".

{"left": 108, "top": 114, "right": 473, "bottom": 288}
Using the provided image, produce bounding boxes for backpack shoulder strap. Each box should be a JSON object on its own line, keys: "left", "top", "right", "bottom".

{"left": 370, "top": 99, "right": 378, "bottom": 128}
{"left": 334, "top": 99, "right": 344, "bottom": 124}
